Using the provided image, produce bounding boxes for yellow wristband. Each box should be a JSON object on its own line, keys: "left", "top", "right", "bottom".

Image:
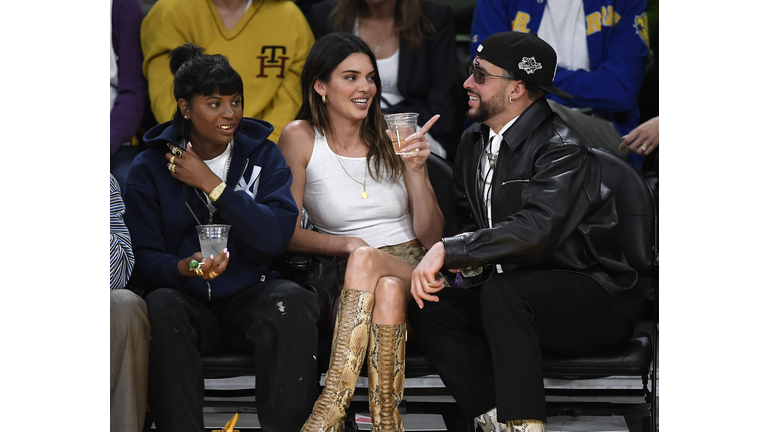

{"left": 208, "top": 182, "right": 226, "bottom": 202}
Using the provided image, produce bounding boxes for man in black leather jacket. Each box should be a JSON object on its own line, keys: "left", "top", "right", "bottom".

{"left": 408, "top": 32, "right": 645, "bottom": 432}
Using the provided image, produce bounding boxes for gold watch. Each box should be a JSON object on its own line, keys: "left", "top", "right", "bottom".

{"left": 208, "top": 182, "right": 226, "bottom": 202}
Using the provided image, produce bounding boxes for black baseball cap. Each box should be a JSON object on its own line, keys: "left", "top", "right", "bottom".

{"left": 476, "top": 31, "right": 573, "bottom": 99}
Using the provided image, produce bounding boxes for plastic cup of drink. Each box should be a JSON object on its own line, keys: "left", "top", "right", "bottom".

{"left": 195, "top": 224, "right": 230, "bottom": 258}
{"left": 383, "top": 113, "right": 419, "bottom": 155}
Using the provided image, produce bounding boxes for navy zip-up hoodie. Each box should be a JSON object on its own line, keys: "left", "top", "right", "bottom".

{"left": 123, "top": 118, "right": 299, "bottom": 302}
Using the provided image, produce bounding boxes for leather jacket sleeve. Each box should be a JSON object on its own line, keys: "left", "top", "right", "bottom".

{"left": 443, "top": 142, "right": 593, "bottom": 268}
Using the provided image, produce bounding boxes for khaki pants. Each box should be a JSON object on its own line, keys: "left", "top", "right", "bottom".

{"left": 110, "top": 290, "right": 150, "bottom": 432}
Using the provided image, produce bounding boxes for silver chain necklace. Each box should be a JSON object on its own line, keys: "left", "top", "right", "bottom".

{"left": 224, "top": 139, "right": 233, "bottom": 179}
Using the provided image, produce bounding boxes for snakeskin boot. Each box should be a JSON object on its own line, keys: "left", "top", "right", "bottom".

{"left": 301, "top": 289, "right": 375, "bottom": 432}
{"left": 367, "top": 322, "right": 406, "bottom": 432}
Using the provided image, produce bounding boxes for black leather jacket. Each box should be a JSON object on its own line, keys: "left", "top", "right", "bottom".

{"left": 443, "top": 97, "right": 644, "bottom": 324}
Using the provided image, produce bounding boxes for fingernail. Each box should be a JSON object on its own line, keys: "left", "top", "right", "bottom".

{"left": 223, "top": 248, "right": 228, "bottom": 253}
{"left": 210, "top": 255, "right": 214, "bottom": 259}
{"left": 226, "top": 252, "right": 230, "bottom": 258}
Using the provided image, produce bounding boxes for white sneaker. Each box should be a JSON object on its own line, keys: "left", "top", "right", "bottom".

{"left": 508, "top": 420, "right": 546, "bottom": 432}
{"left": 475, "top": 407, "right": 509, "bottom": 432}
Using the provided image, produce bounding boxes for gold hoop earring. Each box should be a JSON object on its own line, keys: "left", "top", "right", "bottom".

{"left": 322, "top": 95, "right": 326, "bottom": 104}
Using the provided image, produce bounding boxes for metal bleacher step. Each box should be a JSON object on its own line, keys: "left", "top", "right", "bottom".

{"left": 190, "top": 370, "right": 658, "bottom": 432}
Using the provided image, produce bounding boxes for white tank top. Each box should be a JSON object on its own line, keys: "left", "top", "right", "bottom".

{"left": 303, "top": 128, "right": 416, "bottom": 248}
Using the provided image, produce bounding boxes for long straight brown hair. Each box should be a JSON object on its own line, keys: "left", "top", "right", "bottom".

{"left": 295, "top": 32, "right": 402, "bottom": 181}
{"left": 328, "top": 0, "right": 436, "bottom": 51}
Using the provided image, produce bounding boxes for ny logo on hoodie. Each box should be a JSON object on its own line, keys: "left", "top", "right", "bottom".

{"left": 235, "top": 166, "right": 261, "bottom": 199}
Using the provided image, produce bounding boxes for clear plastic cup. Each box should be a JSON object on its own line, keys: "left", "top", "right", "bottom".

{"left": 195, "top": 224, "right": 230, "bottom": 258}
{"left": 384, "top": 113, "right": 419, "bottom": 155}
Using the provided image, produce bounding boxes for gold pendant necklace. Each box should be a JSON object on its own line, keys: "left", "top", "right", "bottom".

{"left": 205, "top": 139, "right": 234, "bottom": 222}
{"left": 330, "top": 136, "right": 369, "bottom": 199}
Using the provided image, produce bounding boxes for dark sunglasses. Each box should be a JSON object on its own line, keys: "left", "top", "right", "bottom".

{"left": 468, "top": 64, "right": 512, "bottom": 85}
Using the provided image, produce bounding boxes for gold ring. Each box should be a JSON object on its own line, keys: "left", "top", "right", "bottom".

{"left": 640, "top": 145, "right": 648, "bottom": 152}
{"left": 172, "top": 147, "right": 182, "bottom": 158}
{"left": 168, "top": 164, "right": 176, "bottom": 174}
{"left": 169, "top": 155, "right": 176, "bottom": 165}
{"left": 209, "top": 269, "right": 219, "bottom": 279}
{"left": 191, "top": 267, "right": 204, "bottom": 276}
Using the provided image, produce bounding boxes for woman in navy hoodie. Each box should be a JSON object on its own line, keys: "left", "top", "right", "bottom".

{"left": 122, "top": 43, "right": 319, "bottom": 432}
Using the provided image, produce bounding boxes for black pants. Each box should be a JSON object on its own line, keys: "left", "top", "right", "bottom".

{"left": 145, "top": 280, "right": 320, "bottom": 432}
{"left": 408, "top": 270, "right": 632, "bottom": 422}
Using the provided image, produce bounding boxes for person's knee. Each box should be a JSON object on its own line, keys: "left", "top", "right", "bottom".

{"left": 110, "top": 290, "right": 150, "bottom": 340}
{"left": 247, "top": 282, "right": 320, "bottom": 347}
{"left": 143, "top": 288, "right": 188, "bottom": 324}
{"left": 110, "top": 289, "right": 148, "bottom": 320}
{"left": 372, "top": 277, "right": 407, "bottom": 323}
{"left": 263, "top": 281, "right": 320, "bottom": 322}
{"left": 144, "top": 287, "right": 181, "bottom": 305}
{"left": 345, "top": 246, "right": 379, "bottom": 275}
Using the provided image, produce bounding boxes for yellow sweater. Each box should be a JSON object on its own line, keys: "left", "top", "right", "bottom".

{"left": 141, "top": 0, "right": 314, "bottom": 143}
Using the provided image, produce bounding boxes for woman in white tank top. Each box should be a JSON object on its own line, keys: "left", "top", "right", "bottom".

{"left": 278, "top": 33, "right": 444, "bottom": 432}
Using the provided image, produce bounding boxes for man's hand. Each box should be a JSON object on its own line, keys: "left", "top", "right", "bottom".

{"left": 619, "top": 116, "right": 659, "bottom": 155}
{"left": 411, "top": 241, "right": 447, "bottom": 309}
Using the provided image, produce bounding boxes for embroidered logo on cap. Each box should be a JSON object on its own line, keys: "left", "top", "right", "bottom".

{"left": 518, "top": 57, "right": 542, "bottom": 74}
{"left": 477, "top": 43, "right": 483, "bottom": 52}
